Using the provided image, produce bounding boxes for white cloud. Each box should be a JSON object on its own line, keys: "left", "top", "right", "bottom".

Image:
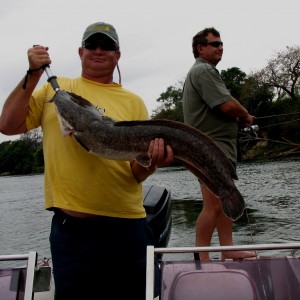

{"left": 0, "top": 0, "right": 299, "bottom": 143}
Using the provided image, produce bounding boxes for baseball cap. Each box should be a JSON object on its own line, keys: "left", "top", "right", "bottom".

{"left": 82, "top": 22, "right": 119, "bottom": 47}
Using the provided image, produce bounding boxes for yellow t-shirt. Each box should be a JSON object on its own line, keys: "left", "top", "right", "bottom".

{"left": 26, "top": 77, "right": 148, "bottom": 218}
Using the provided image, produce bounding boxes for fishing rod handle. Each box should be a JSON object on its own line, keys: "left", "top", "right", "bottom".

{"left": 43, "top": 65, "right": 60, "bottom": 92}
{"left": 31, "top": 45, "right": 60, "bottom": 92}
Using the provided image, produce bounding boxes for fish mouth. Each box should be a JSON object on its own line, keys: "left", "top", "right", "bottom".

{"left": 57, "top": 114, "right": 75, "bottom": 136}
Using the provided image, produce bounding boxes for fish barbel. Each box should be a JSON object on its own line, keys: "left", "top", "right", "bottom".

{"left": 51, "top": 91, "right": 245, "bottom": 221}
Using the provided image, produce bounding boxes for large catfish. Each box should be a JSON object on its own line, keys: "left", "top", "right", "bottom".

{"left": 50, "top": 91, "right": 245, "bottom": 221}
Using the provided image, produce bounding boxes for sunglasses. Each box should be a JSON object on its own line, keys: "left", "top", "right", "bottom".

{"left": 83, "top": 41, "right": 118, "bottom": 51}
{"left": 203, "top": 41, "right": 223, "bottom": 48}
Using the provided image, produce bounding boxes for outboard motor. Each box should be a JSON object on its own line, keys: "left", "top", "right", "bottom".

{"left": 143, "top": 185, "right": 172, "bottom": 248}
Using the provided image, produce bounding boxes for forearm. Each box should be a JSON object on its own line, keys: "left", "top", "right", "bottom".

{"left": 0, "top": 70, "right": 43, "bottom": 135}
{"left": 217, "top": 98, "right": 254, "bottom": 127}
{"left": 218, "top": 98, "right": 249, "bottom": 118}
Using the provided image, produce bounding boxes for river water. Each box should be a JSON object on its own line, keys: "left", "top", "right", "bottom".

{"left": 0, "top": 158, "right": 299, "bottom": 263}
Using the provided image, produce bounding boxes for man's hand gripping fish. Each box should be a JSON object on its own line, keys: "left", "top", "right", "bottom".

{"left": 50, "top": 91, "right": 246, "bottom": 221}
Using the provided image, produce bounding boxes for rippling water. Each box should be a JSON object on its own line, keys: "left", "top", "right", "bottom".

{"left": 0, "top": 158, "right": 299, "bottom": 263}
{"left": 145, "top": 157, "right": 300, "bottom": 257}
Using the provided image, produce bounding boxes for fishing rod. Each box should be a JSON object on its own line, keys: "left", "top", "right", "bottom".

{"left": 239, "top": 115, "right": 300, "bottom": 133}
{"left": 239, "top": 123, "right": 300, "bottom": 148}
{"left": 242, "top": 112, "right": 300, "bottom": 130}
{"left": 237, "top": 111, "right": 300, "bottom": 160}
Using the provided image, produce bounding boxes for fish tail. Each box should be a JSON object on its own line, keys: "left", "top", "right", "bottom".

{"left": 220, "top": 188, "right": 246, "bottom": 221}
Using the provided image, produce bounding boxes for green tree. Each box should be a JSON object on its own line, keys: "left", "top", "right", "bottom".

{"left": 33, "top": 144, "right": 44, "bottom": 173}
{"left": 151, "top": 82, "right": 184, "bottom": 122}
{"left": 267, "top": 95, "right": 300, "bottom": 142}
{"left": 0, "top": 129, "right": 43, "bottom": 175}
{"left": 0, "top": 141, "right": 14, "bottom": 174}
{"left": 239, "top": 74, "right": 274, "bottom": 117}
{"left": 0, "top": 139, "right": 32, "bottom": 174}
{"left": 220, "top": 67, "right": 247, "bottom": 99}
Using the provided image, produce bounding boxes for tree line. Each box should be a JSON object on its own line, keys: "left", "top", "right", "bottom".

{"left": 0, "top": 129, "right": 44, "bottom": 175}
{"left": 152, "top": 46, "right": 300, "bottom": 159}
{"left": 0, "top": 46, "right": 300, "bottom": 175}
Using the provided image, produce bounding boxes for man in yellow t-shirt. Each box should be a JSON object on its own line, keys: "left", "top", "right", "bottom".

{"left": 0, "top": 22, "right": 173, "bottom": 299}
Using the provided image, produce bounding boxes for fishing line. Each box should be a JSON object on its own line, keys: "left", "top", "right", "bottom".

{"left": 257, "top": 118, "right": 300, "bottom": 129}
{"left": 254, "top": 111, "right": 300, "bottom": 120}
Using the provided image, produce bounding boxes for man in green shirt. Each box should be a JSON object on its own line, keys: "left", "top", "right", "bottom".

{"left": 182, "top": 27, "right": 255, "bottom": 260}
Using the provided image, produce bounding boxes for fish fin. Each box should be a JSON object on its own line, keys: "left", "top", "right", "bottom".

{"left": 220, "top": 188, "right": 246, "bottom": 221}
{"left": 57, "top": 116, "right": 74, "bottom": 136}
{"left": 60, "top": 125, "right": 74, "bottom": 136}
{"left": 135, "top": 154, "right": 152, "bottom": 168}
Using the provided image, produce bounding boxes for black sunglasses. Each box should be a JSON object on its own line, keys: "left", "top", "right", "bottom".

{"left": 203, "top": 41, "right": 223, "bottom": 48}
{"left": 83, "top": 40, "right": 118, "bottom": 51}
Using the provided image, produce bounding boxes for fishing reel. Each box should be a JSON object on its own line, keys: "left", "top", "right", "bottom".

{"left": 240, "top": 125, "right": 259, "bottom": 133}
{"left": 238, "top": 125, "right": 259, "bottom": 151}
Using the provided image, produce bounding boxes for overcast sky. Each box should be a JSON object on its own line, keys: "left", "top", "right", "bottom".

{"left": 0, "top": 0, "right": 299, "bottom": 143}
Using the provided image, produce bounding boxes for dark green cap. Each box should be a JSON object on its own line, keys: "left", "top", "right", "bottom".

{"left": 82, "top": 22, "right": 119, "bottom": 46}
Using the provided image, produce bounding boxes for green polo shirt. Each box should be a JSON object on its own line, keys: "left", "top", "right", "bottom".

{"left": 182, "top": 58, "right": 238, "bottom": 163}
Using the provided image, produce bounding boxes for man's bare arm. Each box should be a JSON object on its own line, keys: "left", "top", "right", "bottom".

{"left": 217, "top": 98, "right": 254, "bottom": 128}
{"left": 0, "top": 46, "right": 51, "bottom": 135}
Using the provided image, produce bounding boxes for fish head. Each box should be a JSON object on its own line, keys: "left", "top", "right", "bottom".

{"left": 50, "top": 90, "right": 107, "bottom": 136}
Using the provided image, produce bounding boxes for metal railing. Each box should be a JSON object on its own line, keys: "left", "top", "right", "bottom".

{"left": 0, "top": 251, "right": 37, "bottom": 300}
{"left": 146, "top": 242, "right": 300, "bottom": 300}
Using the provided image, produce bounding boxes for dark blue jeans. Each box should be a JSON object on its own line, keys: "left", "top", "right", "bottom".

{"left": 50, "top": 210, "right": 160, "bottom": 300}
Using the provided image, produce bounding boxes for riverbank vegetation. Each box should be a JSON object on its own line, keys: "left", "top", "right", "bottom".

{"left": 0, "top": 46, "right": 299, "bottom": 175}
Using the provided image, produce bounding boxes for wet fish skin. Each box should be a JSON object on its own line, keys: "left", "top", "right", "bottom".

{"left": 51, "top": 91, "right": 245, "bottom": 221}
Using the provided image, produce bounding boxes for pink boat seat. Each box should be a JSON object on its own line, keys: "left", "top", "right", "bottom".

{"left": 169, "top": 268, "right": 257, "bottom": 300}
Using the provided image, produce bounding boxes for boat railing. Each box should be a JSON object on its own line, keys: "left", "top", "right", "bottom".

{"left": 0, "top": 251, "right": 51, "bottom": 300}
{"left": 146, "top": 242, "right": 300, "bottom": 300}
